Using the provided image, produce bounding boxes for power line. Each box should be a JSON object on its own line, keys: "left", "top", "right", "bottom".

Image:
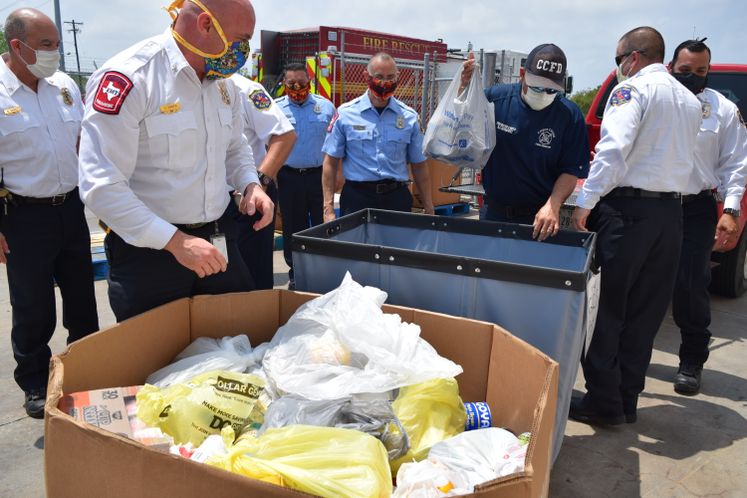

{"left": 64, "top": 20, "right": 83, "bottom": 86}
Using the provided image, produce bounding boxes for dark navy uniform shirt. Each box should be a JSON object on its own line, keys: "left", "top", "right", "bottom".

{"left": 482, "top": 83, "right": 589, "bottom": 206}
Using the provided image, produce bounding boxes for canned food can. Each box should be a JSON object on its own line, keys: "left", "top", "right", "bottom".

{"left": 464, "top": 401, "right": 492, "bottom": 431}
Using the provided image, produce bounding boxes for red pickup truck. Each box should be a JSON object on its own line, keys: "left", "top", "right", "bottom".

{"left": 583, "top": 65, "right": 747, "bottom": 297}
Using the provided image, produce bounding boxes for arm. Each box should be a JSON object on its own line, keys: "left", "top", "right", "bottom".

{"left": 714, "top": 100, "right": 747, "bottom": 249}
{"left": 242, "top": 89, "right": 297, "bottom": 180}
{"left": 0, "top": 233, "right": 9, "bottom": 264}
{"left": 323, "top": 154, "right": 341, "bottom": 222}
{"left": 411, "top": 162, "right": 434, "bottom": 214}
{"left": 258, "top": 130, "right": 296, "bottom": 180}
{"left": 534, "top": 173, "right": 578, "bottom": 240}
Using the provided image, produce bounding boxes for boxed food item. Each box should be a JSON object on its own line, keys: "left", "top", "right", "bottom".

{"left": 45, "top": 290, "right": 558, "bottom": 498}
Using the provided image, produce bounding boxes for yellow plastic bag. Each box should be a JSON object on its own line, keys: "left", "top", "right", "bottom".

{"left": 208, "top": 425, "right": 393, "bottom": 498}
{"left": 136, "top": 370, "right": 270, "bottom": 446}
{"left": 390, "top": 378, "right": 467, "bottom": 473}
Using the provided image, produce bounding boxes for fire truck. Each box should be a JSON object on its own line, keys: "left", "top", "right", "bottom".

{"left": 248, "top": 26, "right": 447, "bottom": 114}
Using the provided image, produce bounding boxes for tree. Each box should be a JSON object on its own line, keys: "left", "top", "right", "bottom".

{"left": 570, "top": 85, "right": 601, "bottom": 116}
{"left": 0, "top": 30, "right": 8, "bottom": 55}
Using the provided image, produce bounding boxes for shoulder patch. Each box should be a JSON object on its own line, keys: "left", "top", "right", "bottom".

{"left": 249, "top": 89, "right": 272, "bottom": 110}
{"left": 327, "top": 111, "right": 339, "bottom": 133}
{"left": 609, "top": 86, "right": 632, "bottom": 107}
{"left": 92, "top": 71, "right": 134, "bottom": 115}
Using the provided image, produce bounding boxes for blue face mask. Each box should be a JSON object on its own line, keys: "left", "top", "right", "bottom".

{"left": 204, "top": 40, "right": 250, "bottom": 80}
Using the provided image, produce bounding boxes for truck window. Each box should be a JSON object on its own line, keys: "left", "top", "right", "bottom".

{"left": 595, "top": 76, "right": 618, "bottom": 120}
{"left": 707, "top": 72, "right": 747, "bottom": 116}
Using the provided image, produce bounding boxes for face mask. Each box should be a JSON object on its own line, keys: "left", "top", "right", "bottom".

{"left": 167, "top": 0, "right": 250, "bottom": 80}
{"left": 616, "top": 54, "right": 632, "bottom": 84}
{"left": 18, "top": 41, "right": 60, "bottom": 79}
{"left": 368, "top": 76, "right": 398, "bottom": 100}
{"left": 522, "top": 86, "right": 556, "bottom": 111}
{"left": 672, "top": 72, "right": 708, "bottom": 95}
{"left": 285, "top": 81, "right": 310, "bottom": 103}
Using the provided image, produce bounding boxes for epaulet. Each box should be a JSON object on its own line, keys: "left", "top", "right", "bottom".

{"left": 393, "top": 98, "right": 417, "bottom": 115}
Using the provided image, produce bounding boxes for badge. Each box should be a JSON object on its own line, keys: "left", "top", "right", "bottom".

{"left": 3, "top": 105, "right": 21, "bottom": 116}
{"left": 701, "top": 101, "right": 712, "bottom": 119}
{"left": 218, "top": 81, "right": 231, "bottom": 105}
{"left": 314, "top": 103, "right": 322, "bottom": 114}
{"left": 396, "top": 116, "right": 405, "bottom": 129}
{"left": 249, "top": 89, "right": 271, "bottom": 111}
{"left": 61, "top": 88, "right": 73, "bottom": 106}
{"left": 609, "top": 86, "right": 632, "bottom": 107}
{"left": 160, "top": 102, "right": 181, "bottom": 115}
{"left": 92, "top": 71, "right": 134, "bottom": 115}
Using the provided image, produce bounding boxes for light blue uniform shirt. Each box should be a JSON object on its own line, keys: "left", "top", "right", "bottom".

{"left": 322, "top": 92, "right": 426, "bottom": 181}
{"left": 276, "top": 93, "right": 336, "bottom": 168}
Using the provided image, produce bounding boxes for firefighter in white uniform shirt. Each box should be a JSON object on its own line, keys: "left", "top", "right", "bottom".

{"left": 230, "top": 72, "right": 295, "bottom": 289}
{"left": 78, "top": 0, "right": 273, "bottom": 322}
{"left": 667, "top": 39, "right": 747, "bottom": 395}
{"left": 570, "top": 26, "right": 702, "bottom": 426}
{"left": 0, "top": 8, "right": 98, "bottom": 418}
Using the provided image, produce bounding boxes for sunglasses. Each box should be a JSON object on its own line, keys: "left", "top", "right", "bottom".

{"left": 615, "top": 49, "right": 645, "bottom": 66}
{"left": 528, "top": 86, "right": 560, "bottom": 95}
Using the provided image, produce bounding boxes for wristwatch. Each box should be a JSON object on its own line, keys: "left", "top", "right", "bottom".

{"left": 257, "top": 172, "right": 274, "bottom": 188}
{"left": 723, "top": 208, "right": 741, "bottom": 218}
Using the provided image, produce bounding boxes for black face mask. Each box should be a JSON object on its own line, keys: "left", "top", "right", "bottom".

{"left": 672, "top": 72, "right": 708, "bottom": 95}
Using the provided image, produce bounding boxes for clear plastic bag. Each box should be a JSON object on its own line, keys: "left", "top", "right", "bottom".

{"left": 390, "top": 378, "right": 467, "bottom": 474}
{"left": 208, "top": 425, "right": 393, "bottom": 498}
{"left": 259, "top": 393, "right": 410, "bottom": 460}
{"left": 422, "top": 64, "right": 496, "bottom": 169}
{"left": 262, "top": 273, "right": 463, "bottom": 400}
{"left": 145, "top": 335, "right": 268, "bottom": 388}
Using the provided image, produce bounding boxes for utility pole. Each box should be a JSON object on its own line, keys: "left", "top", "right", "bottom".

{"left": 53, "top": 0, "right": 65, "bottom": 71}
{"left": 64, "top": 20, "right": 83, "bottom": 87}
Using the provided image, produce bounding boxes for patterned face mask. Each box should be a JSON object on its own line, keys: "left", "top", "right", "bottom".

{"left": 368, "top": 76, "right": 398, "bottom": 100}
{"left": 285, "top": 81, "right": 311, "bottom": 103}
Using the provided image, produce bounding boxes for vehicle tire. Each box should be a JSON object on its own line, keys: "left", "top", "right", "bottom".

{"left": 710, "top": 228, "right": 747, "bottom": 298}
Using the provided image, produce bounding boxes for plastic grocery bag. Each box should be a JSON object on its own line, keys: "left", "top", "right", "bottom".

{"left": 145, "top": 335, "right": 268, "bottom": 388}
{"left": 259, "top": 393, "right": 410, "bottom": 459}
{"left": 136, "top": 370, "right": 271, "bottom": 446}
{"left": 390, "top": 378, "right": 467, "bottom": 473}
{"left": 262, "top": 273, "right": 463, "bottom": 400}
{"left": 208, "top": 425, "right": 393, "bottom": 498}
{"left": 422, "top": 64, "right": 496, "bottom": 169}
{"left": 392, "top": 459, "right": 472, "bottom": 497}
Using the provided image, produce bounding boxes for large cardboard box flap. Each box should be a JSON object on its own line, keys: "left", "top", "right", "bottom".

{"left": 45, "top": 290, "right": 558, "bottom": 498}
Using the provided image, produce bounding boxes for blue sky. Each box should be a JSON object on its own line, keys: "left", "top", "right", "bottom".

{"left": 2, "top": 0, "right": 745, "bottom": 92}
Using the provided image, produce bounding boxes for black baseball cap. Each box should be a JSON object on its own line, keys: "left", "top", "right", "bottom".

{"left": 524, "top": 43, "right": 567, "bottom": 91}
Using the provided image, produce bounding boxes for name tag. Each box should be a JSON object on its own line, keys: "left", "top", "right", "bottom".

{"left": 3, "top": 106, "right": 21, "bottom": 116}
{"left": 160, "top": 102, "right": 181, "bottom": 115}
{"left": 353, "top": 125, "right": 367, "bottom": 131}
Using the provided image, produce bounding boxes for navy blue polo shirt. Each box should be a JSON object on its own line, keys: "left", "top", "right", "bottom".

{"left": 482, "top": 83, "right": 589, "bottom": 206}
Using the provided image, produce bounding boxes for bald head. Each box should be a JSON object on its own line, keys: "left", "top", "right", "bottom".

{"left": 175, "top": 0, "right": 255, "bottom": 47}
{"left": 4, "top": 8, "right": 57, "bottom": 43}
{"left": 619, "top": 26, "right": 665, "bottom": 63}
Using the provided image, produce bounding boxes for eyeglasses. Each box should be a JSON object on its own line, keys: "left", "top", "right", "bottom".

{"left": 528, "top": 86, "right": 560, "bottom": 95}
{"left": 615, "top": 50, "right": 645, "bottom": 66}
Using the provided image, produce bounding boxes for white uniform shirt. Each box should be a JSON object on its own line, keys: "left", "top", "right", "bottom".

{"left": 230, "top": 74, "right": 294, "bottom": 166}
{"left": 576, "top": 63, "right": 702, "bottom": 209}
{"left": 689, "top": 88, "right": 747, "bottom": 210}
{"left": 78, "top": 30, "right": 259, "bottom": 250}
{"left": 0, "top": 57, "right": 82, "bottom": 197}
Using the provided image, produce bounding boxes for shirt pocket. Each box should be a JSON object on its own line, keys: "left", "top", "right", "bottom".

{"left": 0, "top": 112, "right": 41, "bottom": 157}
{"left": 143, "top": 111, "right": 198, "bottom": 169}
{"left": 306, "top": 112, "right": 330, "bottom": 144}
{"left": 347, "top": 128, "right": 375, "bottom": 158}
{"left": 57, "top": 104, "right": 82, "bottom": 142}
{"left": 385, "top": 128, "right": 411, "bottom": 162}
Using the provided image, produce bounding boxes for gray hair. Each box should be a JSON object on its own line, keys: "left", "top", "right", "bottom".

{"left": 4, "top": 13, "right": 28, "bottom": 44}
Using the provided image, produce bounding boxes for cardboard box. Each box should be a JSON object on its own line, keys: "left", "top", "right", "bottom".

{"left": 411, "top": 158, "right": 463, "bottom": 208}
{"left": 45, "top": 290, "right": 558, "bottom": 498}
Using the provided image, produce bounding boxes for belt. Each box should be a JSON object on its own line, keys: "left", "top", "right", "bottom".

{"left": 283, "top": 165, "right": 322, "bottom": 175}
{"left": 606, "top": 187, "right": 681, "bottom": 200}
{"left": 486, "top": 203, "right": 542, "bottom": 219}
{"left": 11, "top": 188, "right": 77, "bottom": 206}
{"left": 682, "top": 189, "right": 715, "bottom": 204}
{"left": 346, "top": 179, "right": 410, "bottom": 194}
{"left": 175, "top": 222, "right": 213, "bottom": 230}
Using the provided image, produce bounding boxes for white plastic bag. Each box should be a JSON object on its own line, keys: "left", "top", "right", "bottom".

{"left": 145, "top": 335, "right": 267, "bottom": 388}
{"left": 262, "top": 273, "right": 463, "bottom": 400}
{"left": 422, "top": 64, "right": 496, "bottom": 169}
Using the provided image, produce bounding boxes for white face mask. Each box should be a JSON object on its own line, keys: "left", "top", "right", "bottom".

{"left": 19, "top": 41, "right": 60, "bottom": 79}
{"left": 616, "top": 54, "right": 632, "bottom": 83}
{"left": 522, "top": 86, "right": 557, "bottom": 111}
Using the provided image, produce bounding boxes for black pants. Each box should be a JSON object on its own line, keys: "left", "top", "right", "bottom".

{"left": 672, "top": 195, "right": 717, "bottom": 367}
{"left": 3, "top": 194, "right": 99, "bottom": 392}
{"left": 582, "top": 196, "right": 683, "bottom": 416}
{"left": 277, "top": 166, "right": 323, "bottom": 279}
{"left": 340, "top": 182, "right": 412, "bottom": 215}
{"left": 235, "top": 184, "right": 277, "bottom": 290}
{"left": 107, "top": 202, "right": 253, "bottom": 322}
